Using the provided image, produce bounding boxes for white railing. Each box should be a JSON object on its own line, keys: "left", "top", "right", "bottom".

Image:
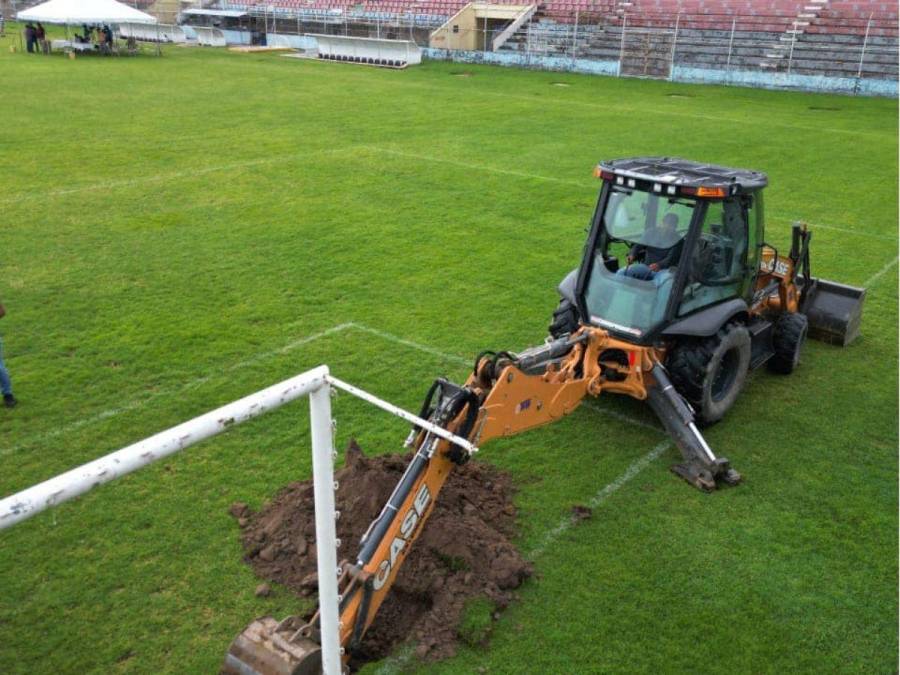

{"left": 0, "top": 365, "right": 476, "bottom": 675}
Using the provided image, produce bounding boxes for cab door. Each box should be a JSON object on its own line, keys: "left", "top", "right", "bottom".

{"left": 676, "top": 196, "right": 752, "bottom": 317}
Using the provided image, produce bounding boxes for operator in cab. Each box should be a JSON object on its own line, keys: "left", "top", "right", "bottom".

{"left": 618, "top": 212, "right": 684, "bottom": 284}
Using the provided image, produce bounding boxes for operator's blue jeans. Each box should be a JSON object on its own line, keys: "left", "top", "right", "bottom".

{"left": 0, "top": 337, "right": 12, "bottom": 396}
{"left": 617, "top": 264, "right": 671, "bottom": 287}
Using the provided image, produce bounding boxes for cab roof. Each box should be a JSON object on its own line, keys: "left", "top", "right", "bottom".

{"left": 599, "top": 157, "right": 768, "bottom": 191}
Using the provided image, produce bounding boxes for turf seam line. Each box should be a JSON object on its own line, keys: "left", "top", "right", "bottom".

{"left": 863, "top": 255, "right": 899, "bottom": 288}
{"left": 527, "top": 440, "right": 671, "bottom": 559}
{"left": 0, "top": 322, "right": 356, "bottom": 458}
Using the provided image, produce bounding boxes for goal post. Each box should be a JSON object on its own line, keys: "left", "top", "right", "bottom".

{"left": 0, "top": 364, "right": 477, "bottom": 675}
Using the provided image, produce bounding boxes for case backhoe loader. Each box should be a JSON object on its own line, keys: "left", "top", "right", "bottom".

{"left": 223, "top": 157, "right": 865, "bottom": 675}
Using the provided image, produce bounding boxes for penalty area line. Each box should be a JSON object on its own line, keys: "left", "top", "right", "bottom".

{"left": 527, "top": 439, "right": 671, "bottom": 559}
{"left": 361, "top": 146, "right": 586, "bottom": 188}
{"left": 0, "top": 323, "right": 356, "bottom": 458}
{"left": 345, "top": 322, "right": 470, "bottom": 366}
{"left": 864, "top": 255, "right": 898, "bottom": 289}
{"left": 370, "top": 438, "right": 673, "bottom": 675}
{"left": 1, "top": 322, "right": 662, "bottom": 461}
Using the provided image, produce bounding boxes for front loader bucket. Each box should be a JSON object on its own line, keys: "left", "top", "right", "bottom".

{"left": 222, "top": 617, "right": 322, "bottom": 675}
{"left": 802, "top": 278, "right": 866, "bottom": 346}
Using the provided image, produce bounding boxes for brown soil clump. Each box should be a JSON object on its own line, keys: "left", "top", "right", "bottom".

{"left": 571, "top": 504, "right": 593, "bottom": 522}
{"left": 234, "top": 440, "right": 532, "bottom": 667}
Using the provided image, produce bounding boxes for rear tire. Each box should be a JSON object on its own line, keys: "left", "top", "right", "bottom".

{"left": 667, "top": 322, "right": 751, "bottom": 426}
{"left": 549, "top": 298, "right": 579, "bottom": 338}
{"left": 768, "top": 312, "right": 808, "bottom": 374}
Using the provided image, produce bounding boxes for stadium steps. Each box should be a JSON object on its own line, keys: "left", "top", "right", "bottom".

{"left": 760, "top": 0, "right": 829, "bottom": 70}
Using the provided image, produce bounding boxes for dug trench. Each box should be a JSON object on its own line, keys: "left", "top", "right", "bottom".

{"left": 231, "top": 440, "right": 533, "bottom": 668}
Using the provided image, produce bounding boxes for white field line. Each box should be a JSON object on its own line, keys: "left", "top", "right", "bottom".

{"left": 0, "top": 323, "right": 355, "bottom": 458}
{"left": 1, "top": 322, "right": 661, "bottom": 456}
{"left": 0, "top": 147, "right": 353, "bottom": 206}
{"left": 6, "top": 140, "right": 892, "bottom": 247}
{"left": 771, "top": 218, "right": 899, "bottom": 241}
{"left": 360, "top": 146, "right": 585, "bottom": 188}
{"left": 373, "top": 438, "right": 673, "bottom": 673}
{"left": 344, "top": 323, "right": 660, "bottom": 433}
{"left": 363, "top": 147, "right": 892, "bottom": 243}
{"left": 527, "top": 440, "right": 671, "bottom": 559}
{"left": 864, "top": 255, "right": 899, "bottom": 288}
{"left": 0, "top": 157, "right": 284, "bottom": 205}
{"left": 345, "top": 322, "right": 471, "bottom": 366}
{"left": 583, "top": 401, "right": 663, "bottom": 434}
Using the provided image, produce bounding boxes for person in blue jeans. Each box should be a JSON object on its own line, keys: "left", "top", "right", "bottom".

{"left": 618, "top": 213, "right": 684, "bottom": 285}
{"left": 0, "top": 301, "right": 16, "bottom": 408}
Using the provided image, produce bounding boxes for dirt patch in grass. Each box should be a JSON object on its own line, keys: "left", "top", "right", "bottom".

{"left": 234, "top": 440, "right": 532, "bottom": 668}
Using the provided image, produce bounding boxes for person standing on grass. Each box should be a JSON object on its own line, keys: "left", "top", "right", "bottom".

{"left": 0, "top": 301, "right": 16, "bottom": 408}
{"left": 36, "top": 23, "right": 48, "bottom": 54}
{"left": 24, "top": 23, "right": 36, "bottom": 53}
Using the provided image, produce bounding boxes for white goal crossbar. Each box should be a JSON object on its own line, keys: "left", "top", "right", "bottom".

{"left": 0, "top": 365, "right": 477, "bottom": 675}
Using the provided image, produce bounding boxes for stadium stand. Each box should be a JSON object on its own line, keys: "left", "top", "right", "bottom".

{"left": 185, "top": 0, "right": 898, "bottom": 88}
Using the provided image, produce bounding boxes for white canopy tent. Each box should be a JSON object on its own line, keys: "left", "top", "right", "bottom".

{"left": 17, "top": 0, "right": 157, "bottom": 25}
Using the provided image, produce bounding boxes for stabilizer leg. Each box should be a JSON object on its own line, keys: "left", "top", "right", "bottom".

{"left": 646, "top": 365, "right": 741, "bottom": 491}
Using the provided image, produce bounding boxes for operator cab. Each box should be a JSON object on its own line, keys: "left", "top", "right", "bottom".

{"left": 576, "top": 157, "right": 767, "bottom": 343}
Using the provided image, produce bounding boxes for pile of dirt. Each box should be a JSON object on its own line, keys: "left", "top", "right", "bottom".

{"left": 232, "top": 440, "right": 532, "bottom": 667}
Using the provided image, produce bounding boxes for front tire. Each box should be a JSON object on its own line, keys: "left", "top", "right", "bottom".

{"left": 768, "top": 312, "right": 808, "bottom": 374}
{"left": 667, "top": 322, "right": 752, "bottom": 426}
{"left": 549, "top": 298, "right": 579, "bottom": 338}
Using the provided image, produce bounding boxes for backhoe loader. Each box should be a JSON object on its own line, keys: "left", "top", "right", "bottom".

{"left": 223, "top": 157, "right": 865, "bottom": 674}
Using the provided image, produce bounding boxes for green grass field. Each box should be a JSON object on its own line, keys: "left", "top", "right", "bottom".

{"left": 0, "top": 29, "right": 897, "bottom": 674}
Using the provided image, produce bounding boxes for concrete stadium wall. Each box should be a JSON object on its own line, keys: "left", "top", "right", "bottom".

{"left": 672, "top": 65, "right": 898, "bottom": 97}
{"left": 423, "top": 46, "right": 897, "bottom": 97}
{"left": 424, "top": 46, "right": 618, "bottom": 76}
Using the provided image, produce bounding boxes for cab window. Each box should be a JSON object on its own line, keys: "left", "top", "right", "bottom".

{"left": 678, "top": 198, "right": 747, "bottom": 316}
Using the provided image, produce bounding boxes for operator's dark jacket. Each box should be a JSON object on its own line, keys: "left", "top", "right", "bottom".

{"left": 629, "top": 238, "right": 684, "bottom": 269}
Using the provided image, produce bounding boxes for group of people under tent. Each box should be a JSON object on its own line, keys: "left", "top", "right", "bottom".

{"left": 23, "top": 22, "right": 116, "bottom": 54}
{"left": 75, "top": 24, "right": 115, "bottom": 49}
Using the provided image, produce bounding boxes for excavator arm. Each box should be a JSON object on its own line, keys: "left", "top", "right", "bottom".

{"left": 223, "top": 327, "right": 737, "bottom": 674}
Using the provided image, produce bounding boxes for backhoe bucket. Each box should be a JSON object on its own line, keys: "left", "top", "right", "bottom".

{"left": 802, "top": 278, "right": 866, "bottom": 346}
{"left": 222, "top": 617, "right": 322, "bottom": 675}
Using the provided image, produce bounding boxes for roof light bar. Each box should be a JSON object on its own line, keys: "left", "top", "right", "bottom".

{"left": 696, "top": 186, "right": 727, "bottom": 198}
